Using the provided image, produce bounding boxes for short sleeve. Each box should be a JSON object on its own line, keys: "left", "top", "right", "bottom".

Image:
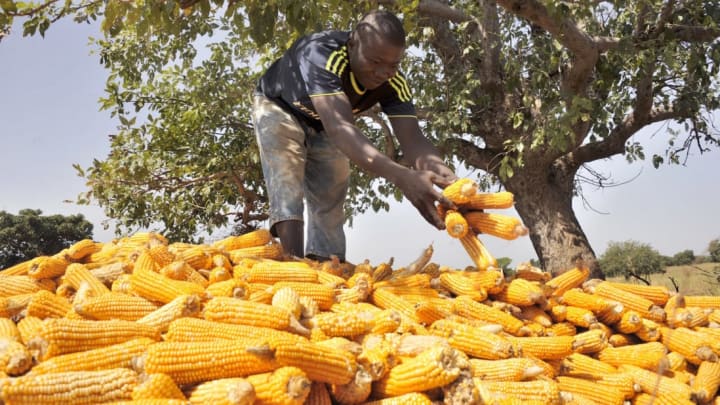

{"left": 298, "top": 43, "right": 345, "bottom": 97}
{"left": 380, "top": 72, "right": 416, "bottom": 117}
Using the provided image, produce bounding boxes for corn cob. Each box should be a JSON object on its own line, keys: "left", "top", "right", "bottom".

{"left": 159, "top": 261, "right": 209, "bottom": 287}
{"left": 660, "top": 326, "right": 718, "bottom": 365}
{"left": 328, "top": 366, "right": 372, "bottom": 404}
{"left": 590, "top": 282, "right": 666, "bottom": 322}
{"left": 0, "top": 275, "right": 53, "bottom": 297}
{"left": 2, "top": 368, "right": 139, "bottom": 404}
{"left": 271, "top": 286, "right": 303, "bottom": 319}
{"left": 30, "top": 337, "right": 153, "bottom": 375}
{"left": 203, "top": 296, "right": 308, "bottom": 336}
{"left": 453, "top": 295, "right": 528, "bottom": 336}
{"left": 27, "top": 255, "right": 68, "bottom": 279}
{"left": 560, "top": 352, "right": 617, "bottom": 378}
{"left": 207, "top": 266, "right": 232, "bottom": 284}
{"left": 465, "top": 191, "right": 514, "bottom": 209}
{"left": 431, "top": 319, "right": 515, "bottom": 359}
{"left": 370, "top": 288, "right": 419, "bottom": 322}
{"left": 373, "top": 346, "right": 467, "bottom": 397}
{"left": 63, "top": 263, "right": 111, "bottom": 297}
{"left": 414, "top": 300, "right": 453, "bottom": 325}
{"left": 444, "top": 210, "right": 470, "bottom": 239}
{"left": 494, "top": 278, "right": 546, "bottom": 307}
{"left": 304, "top": 381, "right": 332, "bottom": 405}
{"left": 227, "top": 241, "right": 284, "bottom": 262}
{"left": 465, "top": 269, "right": 506, "bottom": 294}
{"left": 458, "top": 233, "right": 497, "bottom": 270}
{"left": 362, "top": 392, "right": 433, "bottom": 405}
{"left": 556, "top": 376, "right": 626, "bottom": 405}
{"left": 146, "top": 244, "right": 175, "bottom": 268}
{"left": 131, "top": 373, "right": 187, "bottom": 401}
{"left": 469, "top": 357, "right": 544, "bottom": 381}
{"left": 187, "top": 377, "right": 254, "bottom": 405}
{"left": 603, "top": 282, "right": 671, "bottom": 306}
{"left": 15, "top": 315, "right": 42, "bottom": 345}
{"left": 129, "top": 266, "right": 205, "bottom": 304}
{"left": 65, "top": 239, "right": 100, "bottom": 261}
{"left": 506, "top": 335, "right": 574, "bottom": 360}
{"left": 546, "top": 266, "right": 590, "bottom": 297}
{"left": 164, "top": 317, "right": 304, "bottom": 344}
{"left": 564, "top": 305, "right": 598, "bottom": 328}
{"left": 205, "top": 278, "right": 250, "bottom": 299}
{"left": 442, "top": 178, "right": 478, "bottom": 204}
{"left": 271, "top": 339, "right": 357, "bottom": 385}
{"left": 25, "top": 289, "right": 71, "bottom": 319}
{"left": 28, "top": 318, "right": 160, "bottom": 361}
{"left": 212, "top": 229, "right": 273, "bottom": 252}
{"left": 437, "top": 272, "right": 487, "bottom": 301}
{"left": 635, "top": 318, "right": 661, "bottom": 342}
{"left": 73, "top": 292, "right": 159, "bottom": 321}
{"left": 0, "top": 336, "right": 32, "bottom": 375}
{"left": 571, "top": 329, "right": 608, "bottom": 354}
{"left": 691, "top": 361, "right": 720, "bottom": 403}
{"left": 306, "top": 310, "right": 375, "bottom": 337}
{"left": 144, "top": 339, "right": 279, "bottom": 384}
{"left": 598, "top": 341, "right": 668, "bottom": 370}
{"left": 474, "top": 379, "right": 561, "bottom": 404}
{"left": 271, "top": 281, "right": 336, "bottom": 310}
{"left": 0, "top": 259, "right": 32, "bottom": 276}
{"left": 618, "top": 364, "right": 692, "bottom": 400}
{"left": 547, "top": 321, "right": 577, "bottom": 337}
{"left": 464, "top": 211, "right": 528, "bottom": 240}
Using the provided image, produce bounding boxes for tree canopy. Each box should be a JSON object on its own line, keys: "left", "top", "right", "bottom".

{"left": 0, "top": 209, "right": 94, "bottom": 269}
{"left": 598, "top": 240, "right": 665, "bottom": 281}
{"left": 3, "top": 0, "right": 719, "bottom": 275}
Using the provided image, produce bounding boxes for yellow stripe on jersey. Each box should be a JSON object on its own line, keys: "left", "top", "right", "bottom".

{"left": 325, "top": 46, "right": 348, "bottom": 76}
{"left": 350, "top": 72, "right": 366, "bottom": 95}
{"left": 389, "top": 74, "right": 412, "bottom": 102}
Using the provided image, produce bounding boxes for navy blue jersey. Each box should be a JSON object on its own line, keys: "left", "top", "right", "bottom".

{"left": 257, "top": 30, "right": 416, "bottom": 131}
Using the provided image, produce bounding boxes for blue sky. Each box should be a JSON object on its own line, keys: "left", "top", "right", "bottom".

{"left": 1, "top": 19, "right": 719, "bottom": 269}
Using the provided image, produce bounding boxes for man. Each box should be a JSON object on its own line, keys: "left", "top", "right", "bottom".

{"left": 253, "top": 10, "right": 457, "bottom": 261}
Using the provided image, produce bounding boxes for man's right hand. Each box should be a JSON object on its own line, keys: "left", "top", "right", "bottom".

{"left": 395, "top": 168, "right": 456, "bottom": 230}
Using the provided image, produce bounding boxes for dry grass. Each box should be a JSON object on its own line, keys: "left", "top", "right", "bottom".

{"left": 607, "top": 262, "right": 720, "bottom": 296}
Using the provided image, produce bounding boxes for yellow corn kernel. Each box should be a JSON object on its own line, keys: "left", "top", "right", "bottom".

{"left": 188, "top": 377, "right": 254, "bottom": 405}
{"left": 598, "top": 341, "right": 668, "bottom": 370}
{"left": 442, "top": 178, "right": 478, "bottom": 204}
{"left": 465, "top": 211, "right": 528, "bottom": 240}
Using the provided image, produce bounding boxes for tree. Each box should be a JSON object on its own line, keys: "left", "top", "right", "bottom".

{"left": 3, "top": 1, "right": 719, "bottom": 275}
{"left": 0, "top": 209, "right": 93, "bottom": 269}
{"left": 669, "top": 249, "right": 695, "bottom": 266}
{"left": 709, "top": 238, "right": 720, "bottom": 262}
{"left": 599, "top": 240, "right": 664, "bottom": 281}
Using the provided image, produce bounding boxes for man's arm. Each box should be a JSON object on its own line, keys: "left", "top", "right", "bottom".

{"left": 310, "top": 93, "right": 452, "bottom": 229}
{"left": 390, "top": 116, "right": 457, "bottom": 188}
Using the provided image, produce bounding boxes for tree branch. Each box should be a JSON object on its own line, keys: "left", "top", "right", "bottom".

{"left": 5, "top": 0, "right": 59, "bottom": 16}
{"left": 478, "top": 0, "right": 503, "bottom": 97}
{"left": 444, "top": 137, "right": 501, "bottom": 174}
{"left": 494, "top": 0, "right": 598, "bottom": 96}
{"left": 377, "top": 0, "right": 471, "bottom": 23}
{"left": 568, "top": 106, "right": 686, "bottom": 165}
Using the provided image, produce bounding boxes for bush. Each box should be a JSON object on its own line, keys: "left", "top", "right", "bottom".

{"left": 709, "top": 238, "right": 720, "bottom": 263}
{"left": 599, "top": 240, "right": 664, "bottom": 279}
{"left": 669, "top": 249, "right": 695, "bottom": 266}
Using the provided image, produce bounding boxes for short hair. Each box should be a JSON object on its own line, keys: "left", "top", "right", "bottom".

{"left": 354, "top": 10, "right": 406, "bottom": 48}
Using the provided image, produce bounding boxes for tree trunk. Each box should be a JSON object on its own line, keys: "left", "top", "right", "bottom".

{"left": 504, "top": 162, "right": 604, "bottom": 280}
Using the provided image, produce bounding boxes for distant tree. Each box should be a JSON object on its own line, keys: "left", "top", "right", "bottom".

{"left": 670, "top": 249, "right": 695, "bottom": 266}
{"left": 496, "top": 257, "right": 513, "bottom": 274}
{"left": 709, "top": 239, "right": 720, "bottom": 263}
{"left": 0, "top": 209, "right": 93, "bottom": 269}
{"left": 599, "top": 240, "right": 664, "bottom": 281}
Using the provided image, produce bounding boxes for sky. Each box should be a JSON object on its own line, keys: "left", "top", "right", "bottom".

{"left": 1, "top": 19, "right": 719, "bottom": 270}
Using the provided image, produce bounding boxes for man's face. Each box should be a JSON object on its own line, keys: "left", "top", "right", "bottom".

{"left": 348, "top": 30, "right": 405, "bottom": 90}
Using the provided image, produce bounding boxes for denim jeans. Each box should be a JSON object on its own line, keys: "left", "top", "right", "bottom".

{"left": 252, "top": 95, "right": 350, "bottom": 260}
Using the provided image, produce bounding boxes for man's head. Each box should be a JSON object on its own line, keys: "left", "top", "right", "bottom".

{"left": 348, "top": 10, "right": 406, "bottom": 90}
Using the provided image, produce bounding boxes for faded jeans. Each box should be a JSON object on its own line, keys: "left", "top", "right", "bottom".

{"left": 252, "top": 95, "right": 350, "bottom": 260}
